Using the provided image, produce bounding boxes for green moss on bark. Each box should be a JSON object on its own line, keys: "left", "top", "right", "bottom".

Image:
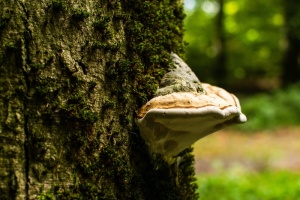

{"left": 0, "top": 0, "right": 198, "bottom": 199}
{"left": 123, "top": 0, "right": 186, "bottom": 106}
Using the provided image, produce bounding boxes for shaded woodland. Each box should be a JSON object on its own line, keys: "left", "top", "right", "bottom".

{"left": 184, "top": 0, "right": 300, "bottom": 92}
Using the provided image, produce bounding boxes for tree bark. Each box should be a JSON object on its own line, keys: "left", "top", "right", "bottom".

{"left": 0, "top": 0, "right": 198, "bottom": 199}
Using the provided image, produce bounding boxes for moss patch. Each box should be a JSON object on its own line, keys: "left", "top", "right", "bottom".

{"left": 123, "top": 0, "right": 186, "bottom": 106}
{"left": 0, "top": 0, "right": 197, "bottom": 199}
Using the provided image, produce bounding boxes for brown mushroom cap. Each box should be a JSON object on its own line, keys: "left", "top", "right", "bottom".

{"left": 136, "top": 83, "right": 246, "bottom": 158}
{"left": 138, "top": 83, "right": 241, "bottom": 118}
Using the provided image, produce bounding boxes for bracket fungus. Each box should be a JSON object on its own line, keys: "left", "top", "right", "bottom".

{"left": 136, "top": 53, "right": 247, "bottom": 159}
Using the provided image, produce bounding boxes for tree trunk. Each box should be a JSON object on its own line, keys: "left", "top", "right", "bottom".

{"left": 213, "top": 0, "right": 227, "bottom": 87}
{"left": 282, "top": 0, "right": 300, "bottom": 86}
{"left": 0, "top": 0, "right": 198, "bottom": 199}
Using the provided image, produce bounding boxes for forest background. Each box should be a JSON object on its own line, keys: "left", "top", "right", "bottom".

{"left": 184, "top": 0, "right": 300, "bottom": 199}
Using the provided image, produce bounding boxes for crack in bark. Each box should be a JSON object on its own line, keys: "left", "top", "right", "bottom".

{"left": 78, "top": 61, "right": 88, "bottom": 75}
{"left": 23, "top": 114, "right": 30, "bottom": 200}
{"left": 21, "top": 38, "right": 30, "bottom": 200}
{"left": 19, "top": 2, "right": 31, "bottom": 199}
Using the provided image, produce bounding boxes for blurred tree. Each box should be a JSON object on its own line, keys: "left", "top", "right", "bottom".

{"left": 282, "top": 0, "right": 300, "bottom": 86}
{"left": 213, "top": 0, "right": 227, "bottom": 87}
{"left": 184, "top": 0, "right": 216, "bottom": 84}
{"left": 184, "top": 0, "right": 283, "bottom": 91}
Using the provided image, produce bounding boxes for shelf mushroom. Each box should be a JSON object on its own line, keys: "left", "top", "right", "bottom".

{"left": 136, "top": 53, "right": 247, "bottom": 159}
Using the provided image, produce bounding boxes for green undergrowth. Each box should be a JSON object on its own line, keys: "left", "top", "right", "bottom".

{"left": 237, "top": 84, "right": 300, "bottom": 132}
{"left": 196, "top": 170, "right": 300, "bottom": 200}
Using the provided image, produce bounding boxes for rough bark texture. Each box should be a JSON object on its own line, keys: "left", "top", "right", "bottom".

{"left": 0, "top": 0, "right": 198, "bottom": 199}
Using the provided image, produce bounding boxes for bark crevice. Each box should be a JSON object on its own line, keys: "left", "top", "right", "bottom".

{"left": 21, "top": 39, "right": 30, "bottom": 200}
{"left": 19, "top": 3, "right": 31, "bottom": 197}
{"left": 23, "top": 113, "right": 29, "bottom": 200}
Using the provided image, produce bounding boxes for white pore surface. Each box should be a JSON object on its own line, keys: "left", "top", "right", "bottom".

{"left": 137, "top": 106, "right": 247, "bottom": 157}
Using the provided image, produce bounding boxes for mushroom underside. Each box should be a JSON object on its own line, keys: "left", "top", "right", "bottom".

{"left": 136, "top": 54, "right": 247, "bottom": 159}
{"left": 136, "top": 106, "right": 246, "bottom": 157}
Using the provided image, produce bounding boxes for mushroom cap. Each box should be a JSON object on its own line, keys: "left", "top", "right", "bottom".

{"left": 136, "top": 83, "right": 246, "bottom": 157}
{"left": 155, "top": 53, "right": 204, "bottom": 96}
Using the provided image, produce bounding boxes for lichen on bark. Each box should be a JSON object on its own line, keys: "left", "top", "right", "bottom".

{"left": 0, "top": 0, "right": 198, "bottom": 199}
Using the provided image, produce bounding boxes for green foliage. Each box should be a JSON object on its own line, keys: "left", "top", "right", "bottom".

{"left": 184, "top": 0, "right": 283, "bottom": 85}
{"left": 196, "top": 171, "right": 300, "bottom": 200}
{"left": 237, "top": 84, "right": 300, "bottom": 131}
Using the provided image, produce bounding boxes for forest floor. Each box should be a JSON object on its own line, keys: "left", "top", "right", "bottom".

{"left": 193, "top": 126, "right": 300, "bottom": 175}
